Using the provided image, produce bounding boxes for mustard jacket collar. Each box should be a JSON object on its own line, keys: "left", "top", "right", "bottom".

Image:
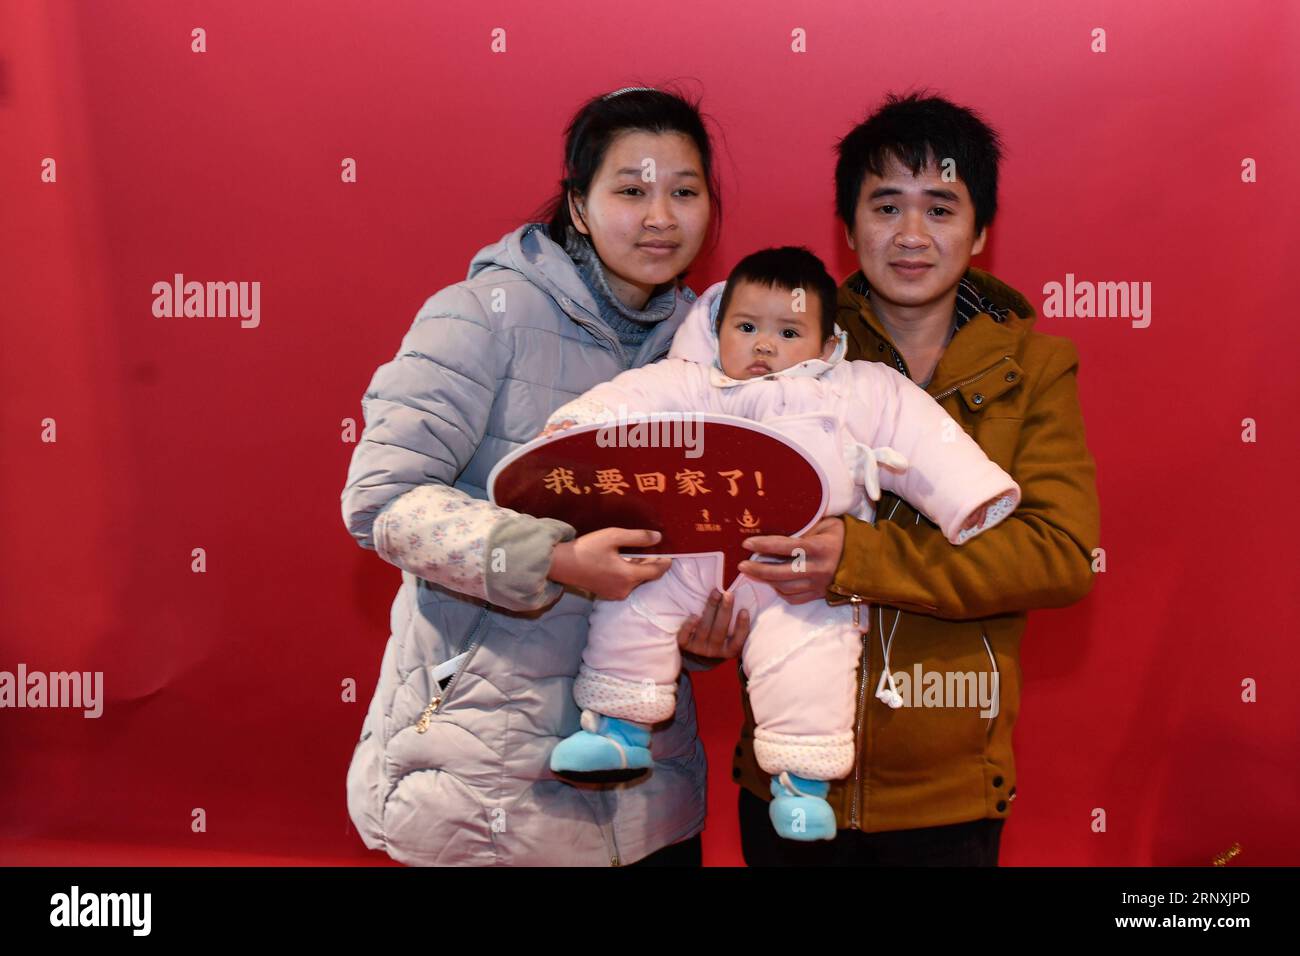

{"left": 837, "top": 266, "right": 1037, "bottom": 396}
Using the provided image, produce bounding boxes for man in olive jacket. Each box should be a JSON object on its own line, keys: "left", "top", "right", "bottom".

{"left": 732, "top": 92, "right": 1100, "bottom": 864}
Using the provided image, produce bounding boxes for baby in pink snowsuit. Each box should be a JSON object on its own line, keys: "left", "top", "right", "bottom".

{"left": 543, "top": 247, "right": 1021, "bottom": 841}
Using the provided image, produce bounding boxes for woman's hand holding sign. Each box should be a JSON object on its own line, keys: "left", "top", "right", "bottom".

{"left": 537, "top": 419, "right": 577, "bottom": 440}
{"left": 538, "top": 421, "right": 675, "bottom": 602}
{"left": 547, "top": 528, "right": 672, "bottom": 600}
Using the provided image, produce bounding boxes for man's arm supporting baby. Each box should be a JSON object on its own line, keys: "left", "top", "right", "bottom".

{"left": 846, "top": 360, "right": 1021, "bottom": 545}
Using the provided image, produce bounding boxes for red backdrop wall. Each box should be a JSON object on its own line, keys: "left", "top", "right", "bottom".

{"left": 2, "top": 0, "right": 1297, "bottom": 866}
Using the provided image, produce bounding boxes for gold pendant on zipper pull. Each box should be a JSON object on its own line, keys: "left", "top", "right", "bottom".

{"left": 415, "top": 695, "right": 441, "bottom": 734}
{"left": 849, "top": 595, "right": 869, "bottom": 633}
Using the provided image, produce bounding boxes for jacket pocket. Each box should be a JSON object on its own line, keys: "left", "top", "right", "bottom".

{"left": 941, "top": 622, "right": 1002, "bottom": 755}
{"left": 346, "top": 728, "right": 386, "bottom": 852}
{"left": 382, "top": 767, "right": 496, "bottom": 866}
{"left": 413, "top": 603, "right": 490, "bottom": 733}
{"left": 872, "top": 620, "right": 998, "bottom": 772}
{"left": 975, "top": 625, "right": 1002, "bottom": 738}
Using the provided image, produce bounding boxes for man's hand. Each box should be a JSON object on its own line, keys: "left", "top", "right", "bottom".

{"left": 737, "top": 516, "right": 847, "bottom": 605}
{"left": 678, "top": 587, "right": 750, "bottom": 665}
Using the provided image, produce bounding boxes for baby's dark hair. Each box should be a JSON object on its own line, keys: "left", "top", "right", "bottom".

{"left": 716, "top": 246, "right": 837, "bottom": 341}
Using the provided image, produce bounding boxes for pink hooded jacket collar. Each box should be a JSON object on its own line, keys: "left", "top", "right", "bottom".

{"left": 666, "top": 280, "right": 850, "bottom": 388}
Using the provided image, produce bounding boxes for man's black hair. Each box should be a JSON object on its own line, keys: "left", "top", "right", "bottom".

{"left": 834, "top": 90, "right": 1004, "bottom": 236}
{"left": 717, "top": 246, "right": 837, "bottom": 341}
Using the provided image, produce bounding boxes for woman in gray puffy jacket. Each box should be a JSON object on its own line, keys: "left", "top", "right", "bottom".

{"left": 341, "top": 86, "right": 745, "bottom": 866}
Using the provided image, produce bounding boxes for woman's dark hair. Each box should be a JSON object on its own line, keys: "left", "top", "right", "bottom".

{"left": 529, "top": 85, "right": 724, "bottom": 259}
{"left": 717, "top": 246, "right": 838, "bottom": 340}
{"left": 834, "top": 90, "right": 1004, "bottom": 237}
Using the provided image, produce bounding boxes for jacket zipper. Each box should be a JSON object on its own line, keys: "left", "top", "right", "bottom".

{"left": 414, "top": 602, "right": 490, "bottom": 733}
{"left": 839, "top": 343, "right": 1013, "bottom": 828}
{"left": 848, "top": 596, "right": 869, "bottom": 829}
{"left": 608, "top": 813, "right": 621, "bottom": 867}
{"left": 574, "top": 790, "right": 622, "bottom": 866}
{"left": 561, "top": 287, "right": 686, "bottom": 372}
{"left": 930, "top": 355, "right": 1013, "bottom": 401}
{"left": 842, "top": 496, "right": 914, "bottom": 829}
{"left": 553, "top": 291, "right": 630, "bottom": 367}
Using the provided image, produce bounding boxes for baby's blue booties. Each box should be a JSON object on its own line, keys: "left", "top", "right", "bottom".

{"left": 769, "top": 771, "right": 837, "bottom": 841}
{"left": 550, "top": 709, "right": 653, "bottom": 775}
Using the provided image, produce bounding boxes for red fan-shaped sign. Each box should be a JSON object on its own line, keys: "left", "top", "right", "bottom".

{"left": 487, "top": 413, "right": 828, "bottom": 592}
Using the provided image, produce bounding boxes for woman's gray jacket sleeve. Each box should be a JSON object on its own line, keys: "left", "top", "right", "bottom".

{"left": 340, "top": 284, "right": 575, "bottom": 612}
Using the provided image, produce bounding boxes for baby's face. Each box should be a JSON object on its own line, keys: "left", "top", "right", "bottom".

{"left": 717, "top": 280, "right": 834, "bottom": 380}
